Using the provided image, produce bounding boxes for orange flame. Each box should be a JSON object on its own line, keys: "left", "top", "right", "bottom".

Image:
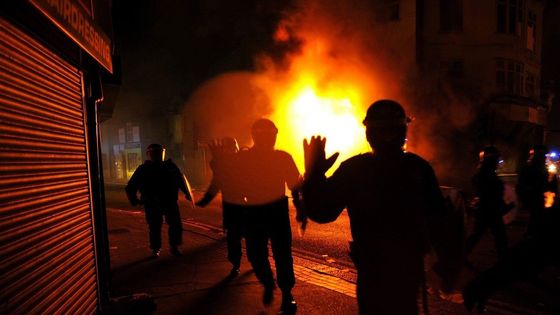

{"left": 254, "top": 36, "right": 388, "bottom": 173}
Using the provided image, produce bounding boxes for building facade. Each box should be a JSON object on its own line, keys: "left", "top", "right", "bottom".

{"left": 374, "top": 0, "right": 549, "bottom": 174}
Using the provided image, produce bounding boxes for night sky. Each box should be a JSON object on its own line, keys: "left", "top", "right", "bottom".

{"left": 110, "top": 0, "right": 294, "bottom": 119}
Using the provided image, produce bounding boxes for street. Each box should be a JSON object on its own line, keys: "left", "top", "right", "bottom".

{"left": 105, "top": 184, "right": 560, "bottom": 314}
{"left": 105, "top": 185, "right": 355, "bottom": 272}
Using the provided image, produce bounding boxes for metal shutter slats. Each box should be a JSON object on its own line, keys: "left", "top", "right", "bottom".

{"left": 0, "top": 54, "right": 82, "bottom": 101}
{"left": 0, "top": 18, "right": 98, "bottom": 314}
{"left": 0, "top": 84, "right": 83, "bottom": 118}
{"left": 0, "top": 95, "right": 84, "bottom": 126}
{"left": 2, "top": 228, "right": 92, "bottom": 299}
{"left": 1, "top": 187, "right": 89, "bottom": 213}
{"left": 0, "top": 108, "right": 86, "bottom": 135}
{"left": 0, "top": 24, "right": 81, "bottom": 86}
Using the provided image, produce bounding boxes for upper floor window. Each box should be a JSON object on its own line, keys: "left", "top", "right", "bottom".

{"left": 440, "top": 0, "right": 463, "bottom": 32}
{"left": 496, "top": 59, "right": 524, "bottom": 95}
{"left": 447, "top": 59, "right": 464, "bottom": 78}
{"left": 526, "top": 72, "right": 536, "bottom": 98}
{"left": 497, "top": 0, "right": 524, "bottom": 34}
{"left": 527, "top": 11, "right": 536, "bottom": 51}
{"left": 375, "top": 0, "right": 400, "bottom": 22}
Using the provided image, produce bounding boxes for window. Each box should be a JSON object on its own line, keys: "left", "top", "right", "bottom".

{"left": 497, "top": 0, "right": 523, "bottom": 34}
{"left": 127, "top": 153, "right": 139, "bottom": 170}
{"left": 527, "top": 11, "right": 536, "bottom": 51}
{"left": 496, "top": 59, "right": 524, "bottom": 95}
{"left": 447, "top": 60, "right": 464, "bottom": 78}
{"left": 440, "top": 0, "right": 463, "bottom": 32}
{"left": 375, "top": 0, "right": 400, "bottom": 22}
{"left": 388, "top": 1, "right": 400, "bottom": 20}
{"left": 526, "top": 72, "right": 535, "bottom": 98}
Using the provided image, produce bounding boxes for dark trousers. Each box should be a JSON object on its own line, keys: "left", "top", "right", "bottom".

{"left": 356, "top": 271, "right": 421, "bottom": 315}
{"left": 243, "top": 198, "right": 295, "bottom": 291}
{"left": 351, "top": 243, "right": 423, "bottom": 315}
{"left": 223, "top": 202, "right": 243, "bottom": 267}
{"left": 144, "top": 202, "right": 182, "bottom": 250}
{"left": 466, "top": 211, "right": 508, "bottom": 260}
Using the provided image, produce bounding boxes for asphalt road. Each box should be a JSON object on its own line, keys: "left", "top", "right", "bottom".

{"left": 104, "top": 183, "right": 560, "bottom": 314}
{"left": 104, "top": 185, "right": 355, "bottom": 268}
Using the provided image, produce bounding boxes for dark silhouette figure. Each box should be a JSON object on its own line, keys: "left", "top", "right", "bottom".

{"left": 465, "top": 146, "right": 512, "bottom": 263}
{"left": 463, "top": 200, "right": 560, "bottom": 313}
{"left": 196, "top": 137, "right": 245, "bottom": 275}
{"left": 302, "top": 100, "right": 463, "bottom": 314}
{"left": 236, "top": 119, "right": 302, "bottom": 314}
{"left": 517, "top": 145, "right": 558, "bottom": 237}
{"left": 126, "top": 144, "right": 193, "bottom": 257}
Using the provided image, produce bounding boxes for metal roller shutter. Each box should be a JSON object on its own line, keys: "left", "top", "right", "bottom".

{"left": 0, "top": 18, "right": 98, "bottom": 314}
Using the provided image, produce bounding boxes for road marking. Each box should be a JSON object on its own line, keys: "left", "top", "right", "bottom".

{"left": 108, "top": 207, "right": 550, "bottom": 314}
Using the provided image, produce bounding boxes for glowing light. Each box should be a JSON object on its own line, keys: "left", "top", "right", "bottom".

{"left": 255, "top": 34, "right": 385, "bottom": 173}
{"left": 270, "top": 81, "right": 370, "bottom": 174}
{"left": 545, "top": 192, "right": 555, "bottom": 208}
{"left": 549, "top": 163, "right": 557, "bottom": 175}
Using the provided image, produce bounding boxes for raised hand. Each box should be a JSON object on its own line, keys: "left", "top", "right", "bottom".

{"left": 208, "top": 139, "right": 224, "bottom": 159}
{"left": 303, "top": 136, "right": 339, "bottom": 177}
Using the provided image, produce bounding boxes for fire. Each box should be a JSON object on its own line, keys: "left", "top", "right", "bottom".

{"left": 271, "top": 83, "right": 370, "bottom": 173}
{"left": 254, "top": 36, "right": 382, "bottom": 174}
{"left": 545, "top": 192, "right": 555, "bottom": 208}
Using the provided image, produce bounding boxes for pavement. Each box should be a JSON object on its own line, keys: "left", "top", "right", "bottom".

{"left": 106, "top": 207, "right": 359, "bottom": 315}
{"left": 104, "top": 183, "right": 559, "bottom": 315}
{"left": 106, "top": 207, "right": 465, "bottom": 315}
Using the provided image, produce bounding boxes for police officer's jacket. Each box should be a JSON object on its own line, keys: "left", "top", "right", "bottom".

{"left": 126, "top": 159, "right": 190, "bottom": 205}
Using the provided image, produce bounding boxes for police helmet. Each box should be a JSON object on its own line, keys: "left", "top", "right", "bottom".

{"left": 363, "top": 100, "right": 411, "bottom": 127}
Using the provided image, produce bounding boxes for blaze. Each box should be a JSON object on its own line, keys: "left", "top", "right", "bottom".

{"left": 271, "top": 81, "right": 370, "bottom": 174}
{"left": 544, "top": 192, "right": 555, "bottom": 209}
{"left": 254, "top": 37, "right": 380, "bottom": 174}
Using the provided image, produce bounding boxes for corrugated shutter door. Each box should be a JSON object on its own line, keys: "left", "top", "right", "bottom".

{"left": 0, "top": 18, "right": 98, "bottom": 314}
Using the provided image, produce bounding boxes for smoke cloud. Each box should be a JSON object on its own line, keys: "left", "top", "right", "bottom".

{"left": 186, "top": 0, "right": 479, "bottom": 187}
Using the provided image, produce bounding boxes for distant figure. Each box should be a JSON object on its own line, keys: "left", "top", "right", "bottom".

{"left": 465, "top": 146, "right": 512, "bottom": 263}
{"left": 302, "top": 100, "right": 463, "bottom": 314}
{"left": 236, "top": 119, "right": 303, "bottom": 314}
{"left": 196, "top": 137, "right": 245, "bottom": 275}
{"left": 126, "top": 144, "right": 193, "bottom": 258}
{"left": 517, "top": 145, "right": 558, "bottom": 237}
{"left": 463, "top": 199, "right": 560, "bottom": 313}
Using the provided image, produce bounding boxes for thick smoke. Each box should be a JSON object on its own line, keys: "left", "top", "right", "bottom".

{"left": 186, "top": 0, "right": 479, "bottom": 187}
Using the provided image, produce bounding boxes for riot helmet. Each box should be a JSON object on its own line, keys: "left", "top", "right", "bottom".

{"left": 363, "top": 100, "right": 410, "bottom": 151}
{"left": 479, "top": 146, "right": 501, "bottom": 169}
{"left": 528, "top": 145, "right": 548, "bottom": 165}
{"left": 147, "top": 143, "right": 166, "bottom": 162}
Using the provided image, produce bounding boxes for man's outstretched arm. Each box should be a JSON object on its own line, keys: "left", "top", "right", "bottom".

{"left": 301, "top": 136, "right": 345, "bottom": 223}
{"left": 196, "top": 176, "right": 219, "bottom": 207}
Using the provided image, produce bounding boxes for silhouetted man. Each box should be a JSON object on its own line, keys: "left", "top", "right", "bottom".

{"left": 463, "top": 197, "right": 560, "bottom": 313}
{"left": 237, "top": 119, "right": 302, "bottom": 314}
{"left": 126, "top": 144, "right": 192, "bottom": 257}
{"left": 302, "top": 100, "right": 462, "bottom": 314}
{"left": 517, "top": 145, "right": 558, "bottom": 237}
{"left": 196, "top": 137, "right": 245, "bottom": 275}
{"left": 465, "top": 146, "right": 511, "bottom": 262}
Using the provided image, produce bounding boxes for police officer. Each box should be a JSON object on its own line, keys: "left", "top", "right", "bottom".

{"left": 517, "top": 145, "right": 558, "bottom": 237}
{"left": 196, "top": 137, "right": 245, "bottom": 275}
{"left": 126, "top": 144, "right": 193, "bottom": 257}
{"left": 302, "top": 100, "right": 462, "bottom": 314}
{"left": 465, "top": 146, "right": 511, "bottom": 262}
{"left": 237, "top": 119, "right": 302, "bottom": 314}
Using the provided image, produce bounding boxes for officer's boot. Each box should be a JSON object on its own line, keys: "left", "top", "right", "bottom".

{"left": 279, "top": 290, "right": 297, "bottom": 314}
